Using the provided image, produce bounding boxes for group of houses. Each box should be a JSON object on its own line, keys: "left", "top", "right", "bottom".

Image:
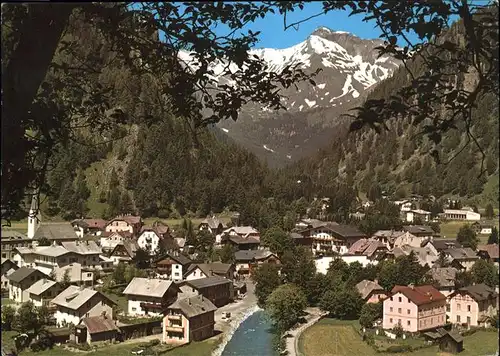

{"left": 1, "top": 196, "right": 498, "bottom": 348}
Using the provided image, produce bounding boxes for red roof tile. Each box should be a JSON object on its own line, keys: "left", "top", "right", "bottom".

{"left": 391, "top": 285, "right": 446, "bottom": 306}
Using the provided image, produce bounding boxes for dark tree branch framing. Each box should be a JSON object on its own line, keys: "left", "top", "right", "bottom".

{"left": 1, "top": 1, "right": 498, "bottom": 223}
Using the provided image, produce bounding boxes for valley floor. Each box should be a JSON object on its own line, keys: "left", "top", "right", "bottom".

{"left": 298, "top": 318, "right": 499, "bottom": 356}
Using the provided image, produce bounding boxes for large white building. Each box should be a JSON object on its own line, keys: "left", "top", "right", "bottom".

{"left": 443, "top": 209, "right": 481, "bottom": 221}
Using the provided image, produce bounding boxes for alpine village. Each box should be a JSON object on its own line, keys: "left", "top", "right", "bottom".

{"left": 1, "top": 2, "right": 499, "bottom": 356}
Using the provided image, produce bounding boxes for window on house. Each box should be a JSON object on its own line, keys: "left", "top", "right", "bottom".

{"left": 390, "top": 307, "right": 393, "bottom": 312}
{"left": 390, "top": 297, "right": 393, "bottom": 301}
{"left": 467, "top": 305, "right": 471, "bottom": 312}
{"left": 407, "top": 320, "right": 411, "bottom": 326}
{"left": 457, "top": 303, "right": 461, "bottom": 311}
{"left": 398, "top": 297, "right": 402, "bottom": 302}
{"left": 389, "top": 318, "right": 393, "bottom": 323}
{"left": 398, "top": 308, "right": 402, "bottom": 314}
{"left": 398, "top": 319, "right": 401, "bottom": 324}
{"left": 407, "top": 309, "right": 410, "bottom": 315}
{"left": 467, "top": 316, "right": 471, "bottom": 325}
{"left": 457, "top": 315, "right": 461, "bottom": 323}
{"left": 446, "top": 305, "right": 450, "bottom": 312}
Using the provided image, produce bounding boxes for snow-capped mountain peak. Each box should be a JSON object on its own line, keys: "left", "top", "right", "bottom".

{"left": 207, "top": 27, "right": 402, "bottom": 167}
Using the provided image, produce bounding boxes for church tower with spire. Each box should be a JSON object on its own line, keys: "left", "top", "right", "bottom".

{"left": 27, "top": 194, "right": 41, "bottom": 239}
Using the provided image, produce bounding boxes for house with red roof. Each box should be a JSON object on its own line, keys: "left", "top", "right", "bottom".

{"left": 383, "top": 284, "right": 446, "bottom": 333}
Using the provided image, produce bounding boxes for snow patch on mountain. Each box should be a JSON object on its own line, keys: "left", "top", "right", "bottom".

{"left": 317, "top": 83, "right": 326, "bottom": 89}
{"left": 221, "top": 128, "right": 229, "bottom": 133}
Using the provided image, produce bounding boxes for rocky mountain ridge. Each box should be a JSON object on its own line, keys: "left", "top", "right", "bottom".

{"left": 184, "top": 27, "right": 401, "bottom": 166}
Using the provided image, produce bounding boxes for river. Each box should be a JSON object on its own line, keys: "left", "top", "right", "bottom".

{"left": 221, "top": 310, "right": 278, "bottom": 356}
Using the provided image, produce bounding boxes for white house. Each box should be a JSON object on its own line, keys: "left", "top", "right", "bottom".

{"left": 71, "top": 219, "right": 107, "bottom": 238}
{"left": 443, "top": 209, "right": 481, "bottom": 221}
{"left": 13, "top": 241, "right": 101, "bottom": 275}
{"left": 51, "top": 286, "right": 115, "bottom": 327}
{"left": 184, "top": 263, "right": 235, "bottom": 281}
{"left": 123, "top": 277, "right": 180, "bottom": 316}
{"left": 99, "top": 231, "right": 131, "bottom": 251}
{"left": 480, "top": 226, "right": 493, "bottom": 235}
{"left": 8, "top": 267, "right": 48, "bottom": 303}
{"left": 53, "top": 263, "right": 94, "bottom": 287}
{"left": 394, "top": 200, "right": 413, "bottom": 212}
{"left": 26, "top": 278, "right": 62, "bottom": 307}
{"left": 137, "top": 225, "right": 169, "bottom": 255}
{"left": 405, "top": 209, "right": 431, "bottom": 223}
{"left": 315, "top": 255, "right": 379, "bottom": 274}
{"left": 154, "top": 253, "right": 192, "bottom": 281}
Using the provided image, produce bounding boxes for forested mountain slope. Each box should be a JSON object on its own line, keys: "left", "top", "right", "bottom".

{"left": 41, "top": 11, "right": 269, "bottom": 220}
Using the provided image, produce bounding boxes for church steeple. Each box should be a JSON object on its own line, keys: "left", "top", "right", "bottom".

{"left": 27, "top": 194, "right": 40, "bottom": 239}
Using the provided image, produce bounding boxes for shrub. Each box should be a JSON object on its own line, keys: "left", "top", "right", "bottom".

{"left": 30, "top": 337, "right": 54, "bottom": 352}
{"left": 386, "top": 345, "right": 412, "bottom": 353}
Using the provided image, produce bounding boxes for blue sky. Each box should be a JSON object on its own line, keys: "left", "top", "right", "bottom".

{"left": 220, "top": 2, "right": 419, "bottom": 49}
{"left": 134, "top": 2, "right": 467, "bottom": 50}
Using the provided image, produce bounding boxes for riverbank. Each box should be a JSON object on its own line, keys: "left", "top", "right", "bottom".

{"left": 212, "top": 281, "right": 260, "bottom": 356}
{"left": 285, "top": 308, "right": 327, "bottom": 356}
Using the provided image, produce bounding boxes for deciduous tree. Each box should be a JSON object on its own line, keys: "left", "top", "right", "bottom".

{"left": 456, "top": 224, "right": 479, "bottom": 250}
{"left": 266, "top": 283, "right": 307, "bottom": 331}
{"left": 253, "top": 263, "right": 282, "bottom": 307}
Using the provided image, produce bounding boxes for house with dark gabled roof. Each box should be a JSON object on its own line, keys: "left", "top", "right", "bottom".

{"left": 422, "top": 239, "right": 462, "bottom": 254}
{"left": 222, "top": 234, "right": 260, "bottom": 251}
{"left": 198, "top": 216, "right": 227, "bottom": 235}
{"left": 7, "top": 267, "right": 48, "bottom": 303}
{"left": 402, "top": 225, "right": 436, "bottom": 238}
{"left": 298, "top": 224, "right": 366, "bottom": 256}
{"left": 1, "top": 259, "right": 19, "bottom": 291}
{"left": 448, "top": 284, "right": 498, "bottom": 328}
{"left": 234, "top": 249, "right": 280, "bottom": 276}
{"left": 109, "top": 240, "right": 138, "bottom": 265}
{"left": 154, "top": 252, "right": 193, "bottom": 281}
{"left": 180, "top": 276, "right": 233, "bottom": 307}
{"left": 163, "top": 295, "right": 217, "bottom": 345}
{"left": 444, "top": 248, "right": 479, "bottom": 271}
{"left": 383, "top": 284, "right": 446, "bottom": 332}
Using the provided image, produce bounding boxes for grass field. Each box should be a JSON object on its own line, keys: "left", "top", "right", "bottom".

{"left": 1, "top": 330, "right": 220, "bottom": 356}
{"left": 1, "top": 216, "right": 232, "bottom": 235}
{"left": 298, "top": 318, "right": 499, "bottom": 356}
{"left": 439, "top": 220, "right": 499, "bottom": 243}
